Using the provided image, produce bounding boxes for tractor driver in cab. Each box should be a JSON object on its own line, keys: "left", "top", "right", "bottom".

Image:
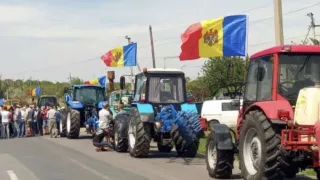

{"left": 93, "top": 102, "right": 114, "bottom": 151}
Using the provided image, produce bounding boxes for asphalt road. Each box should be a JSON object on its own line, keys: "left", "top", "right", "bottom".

{"left": 0, "top": 130, "right": 316, "bottom": 180}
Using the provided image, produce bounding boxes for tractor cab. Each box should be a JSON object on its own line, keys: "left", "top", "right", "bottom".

{"left": 120, "top": 68, "right": 187, "bottom": 112}
{"left": 242, "top": 45, "right": 320, "bottom": 119}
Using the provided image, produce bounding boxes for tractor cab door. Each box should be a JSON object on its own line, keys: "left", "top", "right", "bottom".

{"left": 133, "top": 75, "right": 147, "bottom": 102}
{"left": 243, "top": 55, "right": 273, "bottom": 114}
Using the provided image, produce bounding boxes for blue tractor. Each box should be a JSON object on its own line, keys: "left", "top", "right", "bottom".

{"left": 60, "top": 84, "right": 107, "bottom": 139}
{"left": 121, "top": 68, "right": 202, "bottom": 158}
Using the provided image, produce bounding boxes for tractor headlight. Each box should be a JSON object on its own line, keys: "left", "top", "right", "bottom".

{"left": 155, "top": 121, "right": 162, "bottom": 130}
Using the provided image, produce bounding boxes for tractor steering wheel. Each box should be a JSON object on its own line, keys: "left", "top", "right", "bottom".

{"left": 279, "top": 81, "right": 295, "bottom": 94}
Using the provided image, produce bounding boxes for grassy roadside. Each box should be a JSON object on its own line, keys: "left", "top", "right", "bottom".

{"left": 197, "top": 131, "right": 316, "bottom": 177}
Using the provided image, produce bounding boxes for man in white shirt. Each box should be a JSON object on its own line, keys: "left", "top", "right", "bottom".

{"left": 1, "top": 106, "right": 11, "bottom": 139}
{"left": 93, "top": 103, "right": 113, "bottom": 151}
{"left": 46, "top": 105, "right": 57, "bottom": 138}
{"left": 13, "top": 104, "right": 22, "bottom": 138}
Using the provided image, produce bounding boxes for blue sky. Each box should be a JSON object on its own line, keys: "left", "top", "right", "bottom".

{"left": 0, "top": 0, "right": 319, "bottom": 82}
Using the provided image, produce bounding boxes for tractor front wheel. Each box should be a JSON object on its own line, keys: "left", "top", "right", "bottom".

{"left": 206, "top": 131, "right": 234, "bottom": 179}
{"left": 128, "top": 108, "right": 151, "bottom": 157}
{"left": 239, "top": 110, "right": 285, "bottom": 180}
{"left": 66, "top": 109, "right": 80, "bottom": 139}
{"left": 59, "top": 109, "right": 67, "bottom": 137}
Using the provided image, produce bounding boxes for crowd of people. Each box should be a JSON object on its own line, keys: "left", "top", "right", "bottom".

{"left": 0, "top": 103, "right": 62, "bottom": 139}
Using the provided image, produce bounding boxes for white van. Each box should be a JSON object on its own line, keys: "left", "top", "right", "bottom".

{"left": 200, "top": 99, "right": 242, "bottom": 129}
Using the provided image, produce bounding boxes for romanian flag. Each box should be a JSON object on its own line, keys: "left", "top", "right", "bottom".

{"left": 30, "top": 87, "right": 40, "bottom": 96}
{"left": 101, "top": 43, "right": 137, "bottom": 67}
{"left": 179, "top": 15, "right": 247, "bottom": 60}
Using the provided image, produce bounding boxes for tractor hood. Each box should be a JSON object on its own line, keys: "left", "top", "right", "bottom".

{"left": 67, "top": 101, "right": 83, "bottom": 109}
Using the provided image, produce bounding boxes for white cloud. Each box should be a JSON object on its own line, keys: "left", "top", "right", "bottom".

{"left": 0, "top": 5, "right": 38, "bottom": 23}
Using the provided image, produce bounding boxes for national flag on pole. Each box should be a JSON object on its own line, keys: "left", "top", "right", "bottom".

{"left": 30, "top": 86, "right": 40, "bottom": 96}
{"left": 101, "top": 43, "right": 137, "bottom": 67}
{"left": 179, "top": 15, "right": 247, "bottom": 60}
{"left": 86, "top": 76, "right": 106, "bottom": 86}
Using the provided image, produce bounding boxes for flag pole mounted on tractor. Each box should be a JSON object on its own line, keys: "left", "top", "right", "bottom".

{"left": 125, "top": 35, "right": 136, "bottom": 90}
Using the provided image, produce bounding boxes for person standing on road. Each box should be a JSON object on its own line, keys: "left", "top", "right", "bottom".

{"left": 33, "top": 106, "right": 39, "bottom": 135}
{"left": 19, "top": 106, "right": 26, "bottom": 138}
{"left": 25, "top": 104, "right": 34, "bottom": 136}
{"left": 36, "top": 105, "right": 43, "bottom": 136}
{"left": 55, "top": 106, "right": 61, "bottom": 135}
{"left": 1, "top": 106, "right": 11, "bottom": 139}
{"left": 42, "top": 105, "right": 49, "bottom": 135}
{"left": 13, "top": 104, "right": 22, "bottom": 138}
{"left": 46, "top": 105, "right": 57, "bottom": 138}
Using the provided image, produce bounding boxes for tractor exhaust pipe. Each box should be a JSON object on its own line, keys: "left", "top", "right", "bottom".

{"left": 107, "top": 71, "right": 115, "bottom": 92}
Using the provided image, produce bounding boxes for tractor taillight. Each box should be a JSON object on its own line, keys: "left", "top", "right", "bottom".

{"left": 199, "top": 117, "right": 207, "bottom": 130}
{"left": 278, "top": 110, "right": 290, "bottom": 121}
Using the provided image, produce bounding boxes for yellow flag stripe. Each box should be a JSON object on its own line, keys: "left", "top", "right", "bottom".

{"left": 199, "top": 17, "right": 224, "bottom": 57}
{"left": 110, "top": 46, "right": 124, "bottom": 67}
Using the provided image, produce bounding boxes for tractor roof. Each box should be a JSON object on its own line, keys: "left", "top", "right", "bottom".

{"left": 40, "top": 95, "right": 57, "bottom": 98}
{"left": 139, "top": 68, "right": 184, "bottom": 75}
{"left": 251, "top": 45, "right": 320, "bottom": 59}
{"left": 72, "top": 84, "right": 105, "bottom": 88}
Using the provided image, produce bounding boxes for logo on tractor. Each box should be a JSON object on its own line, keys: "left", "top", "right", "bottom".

{"left": 114, "top": 52, "right": 122, "bottom": 62}
{"left": 203, "top": 29, "right": 218, "bottom": 46}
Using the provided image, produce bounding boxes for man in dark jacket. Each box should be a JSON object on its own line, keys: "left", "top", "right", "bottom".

{"left": 36, "top": 105, "right": 43, "bottom": 136}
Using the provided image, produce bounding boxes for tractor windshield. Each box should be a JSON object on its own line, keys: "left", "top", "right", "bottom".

{"left": 148, "top": 76, "right": 185, "bottom": 103}
{"left": 278, "top": 53, "right": 320, "bottom": 102}
{"left": 74, "top": 87, "right": 104, "bottom": 105}
{"left": 39, "top": 97, "right": 57, "bottom": 107}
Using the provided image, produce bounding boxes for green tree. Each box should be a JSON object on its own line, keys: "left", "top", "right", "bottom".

{"left": 186, "top": 76, "right": 211, "bottom": 101}
{"left": 202, "top": 56, "right": 246, "bottom": 98}
{"left": 71, "top": 77, "right": 83, "bottom": 85}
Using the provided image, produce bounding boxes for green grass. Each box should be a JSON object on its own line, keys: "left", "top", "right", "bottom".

{"left": 197, "top": 131, "right": 316, "bottom": 178}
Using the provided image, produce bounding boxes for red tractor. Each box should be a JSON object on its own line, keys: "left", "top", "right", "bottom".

{"left": 205, "top": 45, "right": 320, "bottom": 180}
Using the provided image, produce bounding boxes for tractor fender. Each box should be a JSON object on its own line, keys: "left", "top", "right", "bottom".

{"left": 210, "top": 124, "right": 234, "bottom": 150}
{"left": 132, "top": 103, "right": 154, "bottom": 123}
{"left": 67, "top": 101, "right": 83, "bottom": 109}
{"left": 242, "top": 100, "right": 293, "bottom": 120}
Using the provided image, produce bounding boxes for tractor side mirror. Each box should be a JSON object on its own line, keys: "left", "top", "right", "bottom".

{"left": 227, "top": 62, "right": 234, "bottom": 80}
{"left": 231, "top": 99, "right": 240, "bottom": 106}
{"left": 120, "top": 76, "right": 126, "bottom": 90}
{"left": 63, "top": 87, "right": 69, "bottom": 93}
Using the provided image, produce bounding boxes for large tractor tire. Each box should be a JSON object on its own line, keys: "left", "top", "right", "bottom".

{"left": 172, "top": 111, "right": 201, "bottom": 158}
{"left": 128, "top": 108, "right": 151, "bottom": 157}
{"left": 114, "top": 113, "right": 130, "bottom": 152}
{"left": 206, "top": 131, "right": 234, "bottom": 179}
{"left": 59, "top": 109, "right": 67, "bottom": 137}
{"left": 239, "top": 110, "right": 286, "bottom": 180}
{"left": 66, "top": 109, "right": 81, "bottom": 139}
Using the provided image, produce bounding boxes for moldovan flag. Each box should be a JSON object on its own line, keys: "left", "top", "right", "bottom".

{"left": 179, "top": 15, "right": 247, "bottom": 60}
{"left": 101, "top": 43, "right": 137, "bottom": 67}
{"left": 88, "top": 76, "right": 106, "bottom": 86}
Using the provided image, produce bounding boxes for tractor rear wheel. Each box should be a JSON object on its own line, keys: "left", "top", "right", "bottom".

{"left": 66, "top": 109, "right": 80, "bottom": 139}
{"left": 128, "top": 108, "right": 151, "bottom": 157}
{"left": 239, "top": 110, "right": 285, "bottom": 180}
{"left": 172, "top": 128, "right": 199, "bottom": 158}
{"left": 114, "top": 114, "right": 130, "bottom": 152}
{"left": 206, "top": 131, "right": 234, "bottom": 179}
{"left": 59, "top": 109, "right": 67, "bottom": 137}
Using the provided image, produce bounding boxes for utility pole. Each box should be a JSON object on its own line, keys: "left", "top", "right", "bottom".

{"left": 149, "top": 25, "right": 156, "bottom": 68}
{"left": 125, "top": 35, "right": 135, "bottom": 90}
{"left": 68, "top": 73, "right": 72, "bottom": 84}
{"left": 274, "top": 0, "right": 284, "bottom": 45}
{"left": 29, "top": 76, "right": 32, "bottom": 98}
{"left": 307, "top": 13, "right": 320, "bottom": 39}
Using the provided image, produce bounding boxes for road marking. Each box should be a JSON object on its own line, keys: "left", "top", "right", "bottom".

{"left": 7, "top": 170, "right": 19, "bottom": 180}
{"left": 69, "top": 158, "right": 113, "bottom": 180}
